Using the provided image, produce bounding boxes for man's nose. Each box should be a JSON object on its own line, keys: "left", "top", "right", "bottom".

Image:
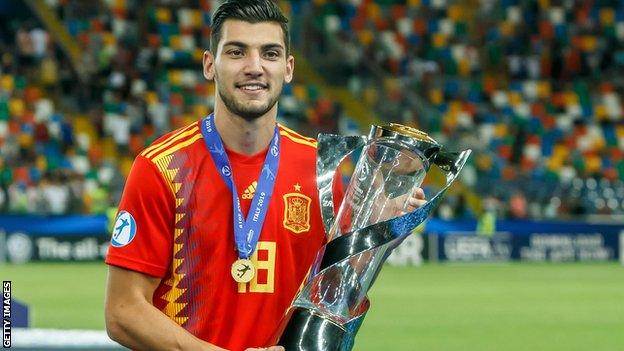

{"left": 243, "top": 51, "right": 263, "bottom": 77}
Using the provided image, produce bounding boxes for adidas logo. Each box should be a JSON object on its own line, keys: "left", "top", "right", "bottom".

{"left": 242, "top": 181, "right": 257, "bottom": 200}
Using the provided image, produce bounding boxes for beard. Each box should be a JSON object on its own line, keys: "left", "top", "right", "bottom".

{"left": 216, "top": 79, "right": 282, "bottom": 122}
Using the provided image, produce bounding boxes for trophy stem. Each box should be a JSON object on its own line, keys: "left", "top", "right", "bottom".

{"left": 275, "top": 307, "right": 347, "bottom": 351}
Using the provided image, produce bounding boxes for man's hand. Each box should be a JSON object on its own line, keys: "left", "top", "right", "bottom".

{"left": 405, "top": 187, "right": 427, "bottom": 213}
{"left": 370, "top": 187, "right": 427, "bottom": 224}
{"left": 244, "top": 347, "right": 285, "bottom": 351}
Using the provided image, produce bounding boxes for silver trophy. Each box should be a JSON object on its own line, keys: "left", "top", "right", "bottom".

{"left": 273, "top": 124, "right": 471, "bottom": 350}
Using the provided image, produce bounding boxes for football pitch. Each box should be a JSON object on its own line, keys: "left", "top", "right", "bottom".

{"left": 3, "top": 262, "right": 624, "bottom": 350}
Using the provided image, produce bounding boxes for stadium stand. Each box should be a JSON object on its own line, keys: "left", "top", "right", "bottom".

{"left": 2, "top": 0, "right": 624, "bottom": 220}
{"left": 303, "top": 0, "right": 624, "bottom": 219}
{"left": 2, "top": 2, "right": 624, "bottom": 348}
{"left": 0, "top": 0, "right": 347, "bottom": 216}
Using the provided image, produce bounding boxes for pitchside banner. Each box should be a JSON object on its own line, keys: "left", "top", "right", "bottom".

{"left": 0, "top": 215, "right": 109, "bottom": 263}
{"left": 425, "top": 219, "right": 624, "bottom": 262}
{"left": 0, "top": 216, "right": 622, "bottom": 263}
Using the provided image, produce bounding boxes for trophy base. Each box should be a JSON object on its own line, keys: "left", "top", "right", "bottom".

{"left": 275, "top": 307, "right": 347, "bottom": 351}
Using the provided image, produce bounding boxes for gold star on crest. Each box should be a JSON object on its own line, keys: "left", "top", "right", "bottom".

{"left": 294, "top": 183, "right": 302, "bottom": 192}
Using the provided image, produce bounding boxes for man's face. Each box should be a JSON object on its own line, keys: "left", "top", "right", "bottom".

{"left": 203, "top": 20, "right": 294, "bottom": 121}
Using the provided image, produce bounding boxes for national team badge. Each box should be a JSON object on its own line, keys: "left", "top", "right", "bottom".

{"left": 283, "top": 191, "right": 311, "bottom": 234}
{"left": 111, "top": 210, "right": 137, "bottom": 247}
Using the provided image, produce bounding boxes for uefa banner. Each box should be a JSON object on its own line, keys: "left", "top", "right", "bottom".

{"left": 425, "top": 219, "right": 624, "bottom": 263}
{"left": 0, "top": 215, "right": 110, "bottom": 263}
{"left": 1, "top": 215, "right": 622, "bottom": 264}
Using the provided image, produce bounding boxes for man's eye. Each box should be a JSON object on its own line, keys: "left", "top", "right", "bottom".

{"left": 228, "top": 49, "right": 243, "bottom": 57}
{"left": 264, "top": 51, "right": 280, "bottom": 59}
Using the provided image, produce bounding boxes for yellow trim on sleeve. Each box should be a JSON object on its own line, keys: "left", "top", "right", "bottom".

{"left": 141, "top": 124, "right": 199, "bottom": 158}
{"left": 278, "top": 124, "right": 317, "bottom": 143}
{"left": 278, "top": 126, "right": 318, "bottom": 148}
{"left": 152, "top": 134, "right": 204, "bottom": 162}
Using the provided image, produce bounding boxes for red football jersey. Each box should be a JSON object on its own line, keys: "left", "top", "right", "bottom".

{"left": 106, "top": 120, "right": 342, "bottom": 350}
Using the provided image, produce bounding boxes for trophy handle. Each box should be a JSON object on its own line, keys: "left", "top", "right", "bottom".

{"left": 317, "top": 134, "right": 367, "bottom": 235}
{"left": 433, "top": 149, "right": 469, "bottom": 182}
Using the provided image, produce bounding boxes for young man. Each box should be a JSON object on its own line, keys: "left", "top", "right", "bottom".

{"left": 104, "top": 1, "right": 425, "bottom": 350}
{"left": 104, "top": 1, "right": 328, "bottom": 350}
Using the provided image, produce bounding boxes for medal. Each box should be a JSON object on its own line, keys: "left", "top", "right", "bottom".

{"left": 202, "top": 114, "right": 280, "bottom": 284}
{"left": 231, "top": 259, "right": 256, "bottom": 283}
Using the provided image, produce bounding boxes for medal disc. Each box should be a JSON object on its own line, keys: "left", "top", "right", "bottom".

{"left": 231, "top": 259, "right": 255, "bottom": 283}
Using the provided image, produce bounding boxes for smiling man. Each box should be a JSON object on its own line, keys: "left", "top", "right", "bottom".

{"left": 208, "top": 20, "right": 291, "bottom": 124}
{"left": 104, "top": 1, "right": 335, "bottom": 350}
{"left": 103, "top": 1, "right": 426, "bottom": 350}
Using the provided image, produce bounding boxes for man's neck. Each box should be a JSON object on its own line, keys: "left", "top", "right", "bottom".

{"left": 213, "top": 109, "right": 277, "bottom": 156}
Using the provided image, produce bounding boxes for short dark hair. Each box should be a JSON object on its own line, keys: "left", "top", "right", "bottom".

{"left": 210, "top": 0, "right": 290, "bottom": 55}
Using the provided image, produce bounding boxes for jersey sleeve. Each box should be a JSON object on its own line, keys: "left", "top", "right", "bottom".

{"left": 105, "top": 155, "right": 174, "bottom": 278}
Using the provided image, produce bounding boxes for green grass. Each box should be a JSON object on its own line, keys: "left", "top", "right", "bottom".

{"left": 358, "top": 263, "right": 624, "bottom": 351}
{"left": 3, "top": 262, "right": 108, "bottom": 330}
{"left": 2, "top": 262, "right": 624, "bottom": 350}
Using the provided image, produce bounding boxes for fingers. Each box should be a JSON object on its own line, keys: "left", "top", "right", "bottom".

{"left": 408, "top": 197, "right": 427, "bottom": 209}
{"left": 379, "top": 188, "right": 428, "bottom": 219}
{"left": 406, "top": 198, "right": 426, "bottom": 212}
{"left": 413, "top": 187, "right": 425, "bottom": 200}
{"left": 406, "top": 188, "right": 426, "bottom": 211}
{"left": 244, "top": 347, "right": 284, "bottom": 351}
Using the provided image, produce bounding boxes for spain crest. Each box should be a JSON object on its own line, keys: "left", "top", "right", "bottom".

{"left": 283, "top": 192, "right": 311, "bottom": 234}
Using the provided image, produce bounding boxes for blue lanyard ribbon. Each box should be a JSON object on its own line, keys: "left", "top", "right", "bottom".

{"left": 201, "top": 114, "right": 280, "bottom": 259}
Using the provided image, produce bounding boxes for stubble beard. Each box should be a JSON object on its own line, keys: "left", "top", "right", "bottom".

{"left": 217, "top": 81, "right": 282, "bottom": 122}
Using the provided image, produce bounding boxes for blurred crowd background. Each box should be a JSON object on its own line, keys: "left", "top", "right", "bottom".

{"left": 1, "top": 0, "right": 624, "bottom": 223}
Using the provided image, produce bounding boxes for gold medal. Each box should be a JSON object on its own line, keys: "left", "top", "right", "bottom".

{"left": 231, "top": 259, "right": 255, "bottom": 283}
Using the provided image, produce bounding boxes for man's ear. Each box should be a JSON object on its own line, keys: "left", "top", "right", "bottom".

{"left": 284, "top": 55, "right": 294, "bottom": 84}
{"left": 203, "top": 50, "right": 215, "bottom": 80}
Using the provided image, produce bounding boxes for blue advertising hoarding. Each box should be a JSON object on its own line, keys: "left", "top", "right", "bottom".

{"left": 0, "top": 215, "right": 622, "bottom": 263}
{"left": 425, "top": 219, "right": 624, "bottom": 262}
{"left": 0, "top": 215, "right": 110, "bottom": 263}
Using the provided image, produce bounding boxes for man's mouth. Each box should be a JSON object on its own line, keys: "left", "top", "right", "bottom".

{"left": 236, "top": 83, "right": 268, "bottom": 91}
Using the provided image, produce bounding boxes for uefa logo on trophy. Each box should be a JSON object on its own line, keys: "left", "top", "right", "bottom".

{"left": 272, "top": 124, "right": 472, "bottom": 350}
